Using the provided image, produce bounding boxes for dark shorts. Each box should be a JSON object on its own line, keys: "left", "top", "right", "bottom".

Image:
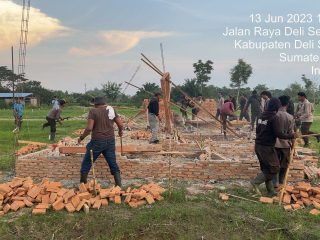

{"left": 255, "top": 144, "right": 280, "bottom": 180}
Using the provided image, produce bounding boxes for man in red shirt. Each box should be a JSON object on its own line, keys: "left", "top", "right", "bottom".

{"left": 220, "top": 100, "right": 237, "bottom": 138}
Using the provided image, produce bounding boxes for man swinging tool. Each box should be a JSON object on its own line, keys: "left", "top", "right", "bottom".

{"left": 42, "top": 99, "right": 66, "bottom": 141}
{"left": 78, "top": 97, "right": 123, "bottom": 187}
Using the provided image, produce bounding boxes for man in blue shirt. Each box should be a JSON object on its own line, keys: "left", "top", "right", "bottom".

{"left": 13, "top": 98, "right": 24, "bottom": 132}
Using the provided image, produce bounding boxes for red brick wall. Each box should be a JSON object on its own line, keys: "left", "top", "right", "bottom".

{"left": 15, "top": 150, "right": 305, "bottom": 182}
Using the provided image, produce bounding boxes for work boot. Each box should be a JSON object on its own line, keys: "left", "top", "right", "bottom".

{"left": 316, "top": 136, "right": 320, "bottom": 143}
{"left": 250, "top": 173, "right": 265, "bottom": 195}
{"left": 272, "top": 174, "right": 279, "bottom": 189}
{"left": 265, "top": 180, "right": 277, "bottom": 197}
{"left": 279, "top": 168, "right": 287, "bottom": 185}
{"left": 80, "top": 172, "right": 88, "bottom": 184}
{"left": 114, "top": 171, "right": 122, "bottom": 187}
{"left": 49, "top": 132, "right": 56, "bottom": 141}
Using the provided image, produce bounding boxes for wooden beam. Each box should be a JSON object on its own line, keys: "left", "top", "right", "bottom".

{"left": 59, "top": 144, "right": 162, "bottom": 154}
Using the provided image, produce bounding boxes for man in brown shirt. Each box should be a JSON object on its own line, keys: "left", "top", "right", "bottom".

{"left": 78, "top": 97, "right": 123, "bottom": 186}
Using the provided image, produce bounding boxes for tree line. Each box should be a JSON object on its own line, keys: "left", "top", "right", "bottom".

{"left": 0, "top": 59, "right": 319, "bottom": 108}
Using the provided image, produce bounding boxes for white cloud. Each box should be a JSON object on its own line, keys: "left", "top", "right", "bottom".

{"left": 69, "top": 30, "right": 174, "bottom": 56}
{"left": 0, "top": 0, "right": 68, "bottom": 51}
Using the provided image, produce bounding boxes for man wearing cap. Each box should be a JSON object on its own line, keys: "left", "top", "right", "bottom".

{"left": 42, "top": 99, "right": 66, "bottom": 141}
{"left": 148, "top": 92, "right": 162, "bottom": 144}
{"left": 78, "top": 97, "right": 123, "bottom": 187}
{"left": 250, "top": 98, "right": 296, "bottom": 197}
{"left": 295, "top": 92, "right": 320, "bottom": 147}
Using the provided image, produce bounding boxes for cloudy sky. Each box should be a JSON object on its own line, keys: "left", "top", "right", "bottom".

{"left": 0, "top": 0, "right": 318, "bottom": 94}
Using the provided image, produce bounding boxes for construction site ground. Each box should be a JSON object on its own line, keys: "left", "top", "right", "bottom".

{"left": 0, "top": 106, "right": 320, "bottom": 240}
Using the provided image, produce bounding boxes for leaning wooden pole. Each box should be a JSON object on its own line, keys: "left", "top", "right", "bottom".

{"left": 140, "top": 53, "right": 241, "bottom": 139}
{"left": 279, "top": 138, "right": 296, "bottom": 205}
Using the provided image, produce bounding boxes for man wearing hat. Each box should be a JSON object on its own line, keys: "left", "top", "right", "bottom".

{"left": 250, "top": 98, "right": 296, "bottom": 197}
{"left": 42, "top": 99, "right": 66, "bottom": 141}
{"left": 78, "top": 97, "right": 123, "bottom": 187}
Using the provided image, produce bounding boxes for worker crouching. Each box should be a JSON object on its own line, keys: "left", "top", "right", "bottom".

{"left": 251, "top": 98, "right": 296, "bottom": 197}
{"left": 78, "top": 97, "right": 124, "bottom": 187}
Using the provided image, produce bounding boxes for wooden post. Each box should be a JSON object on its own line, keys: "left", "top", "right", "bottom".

{"left": 160, "top": 72, "right": 172, "bottom": 133}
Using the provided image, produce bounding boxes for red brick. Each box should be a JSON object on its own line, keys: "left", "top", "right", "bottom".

{"left": 114, "top": 196, "right": 121, "bottom": 204}
{"left": 0, "top": 184, "right": 12, "bottom": 194}
{"left": 41, "top": 194, "right": 50, "bottom": 204}
{"left": 283, "top": 205, "right": 292, "bottom": 211}
{"left": 260, "top": 197, "right": 273, "bottom": 204}
{"left": 309, "top": 209, "right": 320, "bottom": 216}
{"left": 49, "top": 193, "right": 58, "bottom": 204}
{"left": 32, "top": 208, "right": 46, "bottom": 215}
{"left": 52, "top": 198, "right": 64, "bottom": 211}
{"left": 35, "top": 203, "right": 49, "bottom": 209}
{"left": 65, "top": 203, "right": 75, "bottom": 213}
{"left": 23, "top": 198, "right": 33, "bottom": 207}
{"left": 101, "top": 199, "right": 108, "bottom": 207}
{"left": 78, "top": 192, "right": 91, "bottom": 201}
{"left": 3, "top": 204, "right": 10, "bottom": 214}
{"left": 92, "top": 200, "right": 102, "bottom": 209}
{"left": 27, "top": 186, "right": 41, "bottom": 199}
{"left": 71, "top": 195, "right": 81, "bottom": 209}
{"left": 145, "top": 194, "right": 155, "bottom": 204}
{"left": 76, "top": 200, "right": 85, "bottom": 211}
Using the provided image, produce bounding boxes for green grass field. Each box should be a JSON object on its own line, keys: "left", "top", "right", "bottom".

{"left": 0, "top": 104, "right": 319, "bottom": 239}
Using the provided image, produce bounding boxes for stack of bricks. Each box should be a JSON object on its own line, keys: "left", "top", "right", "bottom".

{"left": 197, "top": 99, "right": 217, "bottom": 119}
{"left": 15, "top": 146, "right": 305, "bottom": 181}
{"left": 0, "top": 177, "right": 166, "bottom": 216}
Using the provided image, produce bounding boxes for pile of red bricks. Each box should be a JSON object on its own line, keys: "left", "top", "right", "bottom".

{"left": 0, "top": 177, "right": 165, "bottom": 216}
{"left": 197, "top": 99, "right": 216, "bottom": 119}
{"left": 258, "top": 182, "right": 320, "bottom": 216}
{"left": 130, "top": 130, "right": 151, "bottom": 140}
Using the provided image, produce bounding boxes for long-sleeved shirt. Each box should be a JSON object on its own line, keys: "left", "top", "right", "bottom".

{"left": 255, "top": 111, "right": 294, "bottom": 146}
{"left": 148, "top": 97, "right": 159, "bottom": 116}
{"left": 296, "top": 99, "right": 313, "bottom": 122}
{"left": 245, "top": 94, "right": 261, "bottom": 114}
{"left": 275, "top": 108, "right": 295, "bottom": 148}
{"left": 220, "top": 102, "right": 234, "bottom": 114}
{"left": 217, "top": 97, "right": 224, "bottom": 109}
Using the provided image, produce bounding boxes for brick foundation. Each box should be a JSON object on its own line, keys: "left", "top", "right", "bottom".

{"left": 15, "top": 147, "right": 306, "bottom": 182}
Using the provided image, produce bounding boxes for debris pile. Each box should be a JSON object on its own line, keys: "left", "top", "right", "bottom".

{"left": 304, "top": 165, "right": 320, "bottom": 180}
{"left": 279, "top": 182, "right": 320, "bottom": 215}
{"left": 16, "top": 141, "right": 47, "bottom": 156}
{"left": 0, "top": 177, "right": 166, "bottom": 216}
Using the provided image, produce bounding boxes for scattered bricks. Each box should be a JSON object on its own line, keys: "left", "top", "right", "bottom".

{"left": 47, "top": 182, "right": 62, "bottom": 189}
{"left": 32, "top": 208, "right": 46, "bottom": 215}
{"left": 291, "top": 194, "right": 298, "bottom": 202}
{"left": 219, "top": 193, "right": 229, "bottom": 201}
{"left": 114, "top": 196, "right": 121, "bottom": 204}
{"left": 3, "top": 204, "right": 10, "bottom": 214}
{"left": 41, "top": 194, "right": 50, "bottom": 204}
{"left": 282, "top": 194, "right": 291, "bottom": 205}
{"left": 35, "top": 194, "right": 42, "bottom": 203}
{"left": 124, "top": 194, "right": 132, "bottom": 203}
{"left": 89, "top": 198, "right": 97, "bottom": 206}
{"left": 83, "top": 204, "right": 89, "bottom": 214}
{"left": 79, "top": 183, "right": 87, "bottom": 193}
{"left": 284, "top": 205, "right": 292, "bottom": 211}
{"left": 313, "top": 201, "right": 320, "bottom": 210}
{"left": 76, "top": 200, "right": 85, "bottom": 212}
{"left": 35, "top": 203, "right": 49, "bottom": 209}
{"left": 52, "top": 198, "right": 64, "bottom": 211}
{"left": 49, "top": 193, "right": 58, "bottom": 204}
{"left": 136, "top": 200, "right": 146, "bottom": 207}
{"left": 309, "top": 209, "right": 320, "bottom": 216}
{"left": 63, "top": 189, "right": 75, "bottom": 203}
{"left": 295, "top": 182, "right": 312, "bottom": 192}
{"left": 297, "top": 200, "right": 304, "bottom": 206}
{"left": 259, "top": 197, "right": 273, "bottom": 204}
{"left": 0, "top": 211, "right": 4, "bottom": 217}
{"left": 65, "top": 203, "right": 75, "bottom": 213}
{"left": 300, "top": 191, "right": 309, "bottom": 198}
{"left": 99, "top": 189, "right": 110, "bottom": 199}
{"left": 10, "top": 179, "right": 23, "bottom": 189}
{"left": 23, "top": 198, "right": 33, "bottom": 207}
{"left": 145, "top": 194, "right": 155, "bottom": 204}
{"left": 27, "top": 186, "right": 41, "bottom": 199}
{"left": 71, "top": 195, "right": 81, "bottom": 209}
{"left": 126, "top": 187, "right": 131, "bottom": 193}
{"left": 10, "top": 201, "right": 23, "bottom": 211}
{"left": 313, "top": 187, "right": 320, "bottom": 195}
{"left": 316, "top": 194, "right": 320, "bottom": 200}
{"left": 291, "top": 204, "right": 301, "bottom": 210}
{"left": 92, "top": 200, "right": 102, "bottom": 209}
{"left": 78, "top": 192, "right": 91, "bottom": 201}
{"left": 302, "top": 198, "right": 312, "bottom": 206}
{"left": 128, "top": 201, "right": 138, "bottom": 208}
{"left": 0, "top": 184, "right": 12, "bottom": 194}
{"left": 285, "top": 185, "right": 294, "bottom": 193}
{"left": 101, "top": 199, "right": 108, "bottom": 207}
{"left": 155, "top": 195, "right": 164, "bottom": 201}
{"left": 0, "top": 194, "right": 3, "bottom": 201}
{"left": 57, "top": 188, "right": 68, "bottom": 197}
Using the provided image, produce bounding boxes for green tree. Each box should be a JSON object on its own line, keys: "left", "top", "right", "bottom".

{"left": 102, "top": 81, "right": 122, "bottom": 102}
{"left": 230, "top": 59, "right": 253, "bottom": 102}
{"left": 283, "top": 82, "right": 303, "bottom": 102}
{"left": 193, "top": 60, "right": 214, "bottom": 94}
{"left": 0, "top": 66, "right": 27, "bottom": 90}
{"left": 131, "top": 82, "right": 161, "bottom": 106}
{"left": 254, "top": 84, "right": 268, "bottom": 94}
{"left": 181, "top": 78, "right": 201, "bottom": 97}
{"left": 301, "top": 74, "right": 318, "bottom": 104}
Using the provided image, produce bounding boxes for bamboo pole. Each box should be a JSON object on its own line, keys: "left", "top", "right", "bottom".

{"left": 279, "top": 138, "right": 296, "bottom": 205}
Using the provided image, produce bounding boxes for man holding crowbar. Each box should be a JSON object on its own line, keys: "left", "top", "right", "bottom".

{"left": 78, "top": 97, "right": 124, "bottom": 187}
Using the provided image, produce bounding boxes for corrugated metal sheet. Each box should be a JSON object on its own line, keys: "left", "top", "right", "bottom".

{"left": 0, "top": 93, "right": 32, "bottom": 98}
